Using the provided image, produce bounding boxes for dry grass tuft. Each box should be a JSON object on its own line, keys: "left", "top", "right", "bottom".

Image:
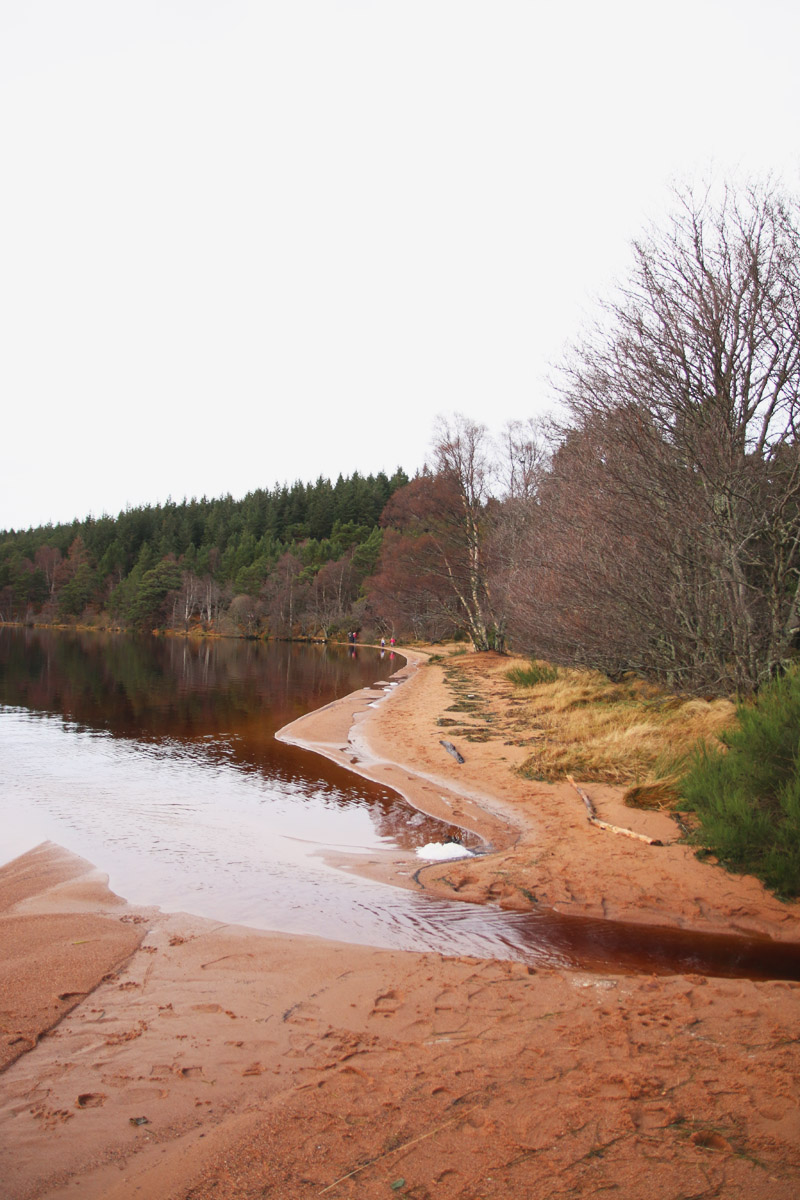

{"left": 431, "top": 651, "right": 737, "bottom": 803}
{"left": 510, "top": 664, "right": 736, "bottom": 791}
{"left": 622, "top": 779, "right": 684, "bottom": 810}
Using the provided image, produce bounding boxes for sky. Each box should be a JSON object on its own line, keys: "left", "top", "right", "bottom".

{"left": 1, "top": 0, "right": 799, "bottom": 532}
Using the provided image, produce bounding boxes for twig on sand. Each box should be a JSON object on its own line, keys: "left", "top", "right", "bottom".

{"left": 566, "top": 775, "right": 664, "bottom": 846}
{"left": 318, "top": 1104, "right": 481, "bottom": 1194}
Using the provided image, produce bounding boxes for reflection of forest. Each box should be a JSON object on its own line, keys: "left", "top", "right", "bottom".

{"left": 0, "top": 628, "right": 384, "bottom": 738}
{"left": 0, "top": 628, "right": 468, "bottom": 850}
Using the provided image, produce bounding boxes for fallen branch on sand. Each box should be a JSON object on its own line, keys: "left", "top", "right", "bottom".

{"left": 440, "top": 739, "right": 465, "bottom": 763}
{"left": 566, "top": 775, "right": 664, "bottom": 846}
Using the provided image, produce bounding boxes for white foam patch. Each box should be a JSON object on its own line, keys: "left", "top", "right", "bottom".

{"left": 415, "top": 842, "right": 473, "bottom": 860}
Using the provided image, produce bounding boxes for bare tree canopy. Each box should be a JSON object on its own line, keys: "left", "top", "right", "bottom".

{"left": 367, "top": 416, "right": 509, "bottom": 650}
{"left": 514, "top": 180, "right": 800, "bottom": 693}
{"left": 566, "top": 180, "right": 800, "bottom": 458}
{"left": 497, "top": 418, "right": 550, "bottom": 501}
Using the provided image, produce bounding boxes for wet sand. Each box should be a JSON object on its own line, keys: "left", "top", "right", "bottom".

{"left": 1, "top": 650, "right": 800, "bottom": 1199}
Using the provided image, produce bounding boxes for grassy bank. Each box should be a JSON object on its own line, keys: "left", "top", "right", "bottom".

{"left": 433, "top": 650, "right": 800, "bottom": 900}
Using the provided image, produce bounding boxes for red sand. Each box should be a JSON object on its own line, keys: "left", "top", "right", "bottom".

{"left": 1, "top": 650, "right": 799, "bottom": 1199}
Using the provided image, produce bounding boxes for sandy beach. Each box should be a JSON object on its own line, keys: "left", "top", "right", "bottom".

{"left": 2, "top": 650, "right": 800, "bottom": 1199}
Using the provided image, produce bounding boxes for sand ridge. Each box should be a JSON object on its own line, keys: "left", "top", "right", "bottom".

{"left": 0, "top": 843, "right": 147, "bottom": 1075}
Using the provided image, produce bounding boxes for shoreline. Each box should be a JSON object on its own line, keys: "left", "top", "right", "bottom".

{"left": 281, "top": 648, "right": 800, "bottom": 943}
{"left": 2, "top": 651, "right": 800, "bottom": 1198}
{"left": 274, "top": 648, "right": 522, "bottom": 892}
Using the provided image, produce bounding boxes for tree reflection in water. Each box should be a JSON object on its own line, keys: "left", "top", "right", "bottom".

{"left": 0, "top": 627, "right": 471, "bottom": 854}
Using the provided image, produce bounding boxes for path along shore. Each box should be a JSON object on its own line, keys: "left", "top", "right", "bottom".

{"left": 1, "top": 650, "right": 799, "bottom": 1199}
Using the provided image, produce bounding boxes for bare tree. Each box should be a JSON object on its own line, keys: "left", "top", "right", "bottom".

{"left": 302, "top": 553, "right": 356, "bottom": 639}
{"left": 226, "top": 593, "right": 265, "bottom": 637}
{"left": 497, "top": 417, "right": 550, "bottom": 501}
{"left": 372, "top": 416, "right": 506, "bottom": 650}
{"left": 527, "top": 179, "right": 800, "bottom": 693}
{"left": 508, "top": 414, "right": 720, "bottom": 684}
{"left": 429, "top": 414, "right": 506, "bottom": 649}
{"left": 490, "top": 418, "right": 552, "bottom": 632}
{"left": 199, "top": 577, "right": 225, "bottom": 627}
{"left": 261, "top": 552, "right": 307, "bottom": 637}
{"left": 34, "top": 545, "right": 62, "bottom": 598}
{"left": 172, "top": 570, "right": 203, "bottom": 631}
{"left": 366, "top": 516, "right": 464, "bottom": 644}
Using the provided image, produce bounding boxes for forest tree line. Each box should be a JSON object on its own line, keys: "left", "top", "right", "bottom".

{"left": 3, "top": 179, "right": 800, "bottom": 697}
{"left": 0, "top": 471, "right": 408, "bottom": 640}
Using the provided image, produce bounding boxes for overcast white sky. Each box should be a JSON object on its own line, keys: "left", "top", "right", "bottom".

{"left": 2, "top": 0, "right": 799, "bottom": 531}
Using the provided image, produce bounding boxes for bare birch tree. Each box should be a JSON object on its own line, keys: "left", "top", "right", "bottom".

{"left": 431, "top": 413, "right": 506, "bottom": 649}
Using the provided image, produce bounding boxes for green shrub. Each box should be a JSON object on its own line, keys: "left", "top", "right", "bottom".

{"left": 680, "top": 668, "right": 800, "bottom": 897}
{"left": 507, "top": 660, "right": 559, "bottom": 688}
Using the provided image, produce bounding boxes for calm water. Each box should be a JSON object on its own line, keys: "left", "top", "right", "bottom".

{"left": 1, "top": 627, "right": 799, "bottom": 979}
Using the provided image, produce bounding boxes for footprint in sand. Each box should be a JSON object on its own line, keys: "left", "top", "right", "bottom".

{"left": 370, "top": 989, "right": 402, "bottom": 1018}
{"left": 75, "top": 1093, "right": 106, "bottom": 1108}
{"left": 122, "top": 1085, "right": 170, "bottom": 1103}
{"left": 190, "top": 1004, "right": 238, "bottom": 1018}
{"left": 31, "top": 1106, "right": 74, "bottom": 1127}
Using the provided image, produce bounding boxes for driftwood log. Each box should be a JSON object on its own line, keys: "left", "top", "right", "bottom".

{"left": 566, "top": 775, "right": 663, "bottom": 846}
{"left": 440, "top": 739, "right": 465, "bottom": 764}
